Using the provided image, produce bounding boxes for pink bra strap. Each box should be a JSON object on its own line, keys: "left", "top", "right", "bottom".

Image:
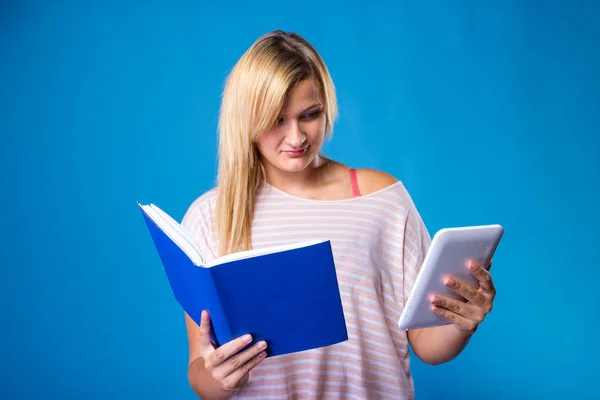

{"left": 350, "top": 168, "right": 361, "bottom": 197}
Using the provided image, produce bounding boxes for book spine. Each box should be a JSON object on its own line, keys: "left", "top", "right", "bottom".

{"left": 202, "top": 269, "right": 233, "bottom": 347}
{"left": 180, "top": 265, "right": 233, "bottom": 347}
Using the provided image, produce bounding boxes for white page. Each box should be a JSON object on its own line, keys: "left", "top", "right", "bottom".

{"left": 141, "top": 203, "right": 205, "bottom": 266}
{"left": 207, "top": 239, "right": 326, "bottom": 267}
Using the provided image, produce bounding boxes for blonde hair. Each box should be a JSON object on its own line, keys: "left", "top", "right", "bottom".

{"left": 215, "top": 30, "right": 338, "bottom": 256}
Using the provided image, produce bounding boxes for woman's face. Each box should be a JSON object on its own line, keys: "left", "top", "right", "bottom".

{"left": 256, "top": 77, "right": 326, "bottom": 177}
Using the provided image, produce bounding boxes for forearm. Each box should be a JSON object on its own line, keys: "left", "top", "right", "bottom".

{"left": 408, "top": 325, "right": 475, "bottom": 365}
{"left": 188, "top": 357, "right": 236, "bottom": 400}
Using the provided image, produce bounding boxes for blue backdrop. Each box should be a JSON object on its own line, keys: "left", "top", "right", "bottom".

{"left": 2, "top": 1, "right": 598, "bottom": 399}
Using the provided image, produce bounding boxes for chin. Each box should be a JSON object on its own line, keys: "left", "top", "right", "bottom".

{"left": 277, "top": 155, "right": 315, "bottom": 173}
{"left": 279, "top": 162, "right": 311, "bottom": 173}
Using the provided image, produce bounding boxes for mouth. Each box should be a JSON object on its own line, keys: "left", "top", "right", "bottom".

{"left": 283, "top": 147, "right": 308, "bottom": 157}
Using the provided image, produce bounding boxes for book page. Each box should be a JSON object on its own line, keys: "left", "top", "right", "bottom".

{"left": 141, "top": 204, "right": 205, "bottom": 266}
{"left": 207, "top": 239, "right": 327, "bottom": 267}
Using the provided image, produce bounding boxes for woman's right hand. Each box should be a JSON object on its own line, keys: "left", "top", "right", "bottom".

{"left": 197, "top": 310, "right": 268, "bottom": 393}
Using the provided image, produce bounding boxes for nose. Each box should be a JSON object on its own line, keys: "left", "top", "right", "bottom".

{"left": 285, "top": 120, "right": 306, "bottom": 147}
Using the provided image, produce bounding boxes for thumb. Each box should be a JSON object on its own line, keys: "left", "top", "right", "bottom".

{"left": 198, "top": 310, "right": 214, "bottom": 350}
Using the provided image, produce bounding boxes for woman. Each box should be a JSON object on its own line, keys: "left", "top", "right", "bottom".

{"left": 181, "top": 30, "right": 496, "bottom": 399}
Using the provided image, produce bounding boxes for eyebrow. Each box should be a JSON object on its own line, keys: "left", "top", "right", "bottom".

{"left": 302, "top": 103, "right": 322, "bottom": 113}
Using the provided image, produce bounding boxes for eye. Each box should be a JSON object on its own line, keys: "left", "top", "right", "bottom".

{"left": 301, "top": 109, "right": 322, "bottom": 120}
{"left": 275, "top": 116, "right": 284, "bottom": 126}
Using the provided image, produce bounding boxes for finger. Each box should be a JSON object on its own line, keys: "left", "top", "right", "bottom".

{"left": 444, "top": 276, "right": 485, "bottom": 304}
{"left": 468, "top": 260, "right": 496, "bottom": 293}
{"left": 198, "top": 310, "right": 213, "bottom": 349}
{"left": 220, "top": 349, "right": 268, "bottom": 390}
{"left": 431, "top": 304, "right": 479, "bottom": 332}
{"left": 207, "top": 333, "right": 254, "bottom": 370}
{"left": 430, "top": 294, "right": 484, "bottom": 320}
{"left": 214, "top": 340, "right": 267, "bottom": 380}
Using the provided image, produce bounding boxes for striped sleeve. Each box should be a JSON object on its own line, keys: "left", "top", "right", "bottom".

{"left": 180, "top": 190, "right": 219, "bottom": 265}
{"left": 400, "top": 189, "right": 432, "bottom": 304}
{"left": 379, "top": 184, "right": 432, "bottom": 324}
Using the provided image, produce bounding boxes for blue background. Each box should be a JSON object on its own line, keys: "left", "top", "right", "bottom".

{"left": 2, "top": 1, "right": 598, "bottom": 399}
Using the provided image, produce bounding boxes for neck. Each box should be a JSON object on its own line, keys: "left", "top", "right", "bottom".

{"left": 262, "top": 155, "right": 330, "bottom": 193}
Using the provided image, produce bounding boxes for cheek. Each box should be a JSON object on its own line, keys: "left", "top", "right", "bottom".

{"left": 256, "top": 131, "right": 282, "bottom": 152}
{"left": 306, "top": 117, "right": 327, "bottom": 141}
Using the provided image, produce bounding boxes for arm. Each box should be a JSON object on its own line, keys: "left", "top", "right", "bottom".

{"left": 407, "top": 325, "right": 474, "bottom": 365}
{"left": 407, "top": 260, "right": 496, "bottom": 365}
{"left": 185, "top": 311, "right": 267, "bottom": 399}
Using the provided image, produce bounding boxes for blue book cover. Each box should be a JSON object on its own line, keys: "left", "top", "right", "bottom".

{"left": 138, "top": 202, "right": 348, "bottom": 357}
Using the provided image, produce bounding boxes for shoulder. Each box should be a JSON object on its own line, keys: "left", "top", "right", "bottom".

{"left": 354, "top": 168, "right": 400, "bottom": 195}
{"left": 181, "top": 186, "right": 220, "bottom": 261}
{"left": 352, "top": 167, "right": 421, "bottom": 218}
{"left": 188, "top": 186, "right": 219, "bottom": 210}
{"left": 181, "top": 186, "right": 219, "bottom": 225}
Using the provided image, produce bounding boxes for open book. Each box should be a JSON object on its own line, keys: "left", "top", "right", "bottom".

{"left": 138, "top": 202, "right": 348, "bottom": 357}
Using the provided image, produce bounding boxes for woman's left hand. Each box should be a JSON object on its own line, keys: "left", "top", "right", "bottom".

{"left": 430, "top": 260, "right": 496, "bottom": 333}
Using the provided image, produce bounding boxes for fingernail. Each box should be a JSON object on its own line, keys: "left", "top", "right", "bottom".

{"left": 259, "top": 341, "right": 267, "bottom": 350}
{"left": 445, "top": 278, "right": 455, "bottom": 287}
{"left": 469, "top": 262, "right": 479, "bottom": 271}
{"left": 430, "top": 295, "right": 439, "bottom": 303}
{"left": 242, "top": 334, "right": 252, "bottom": 343}
{"left": 258, "top": 351, "right": 267, "bottom": 359}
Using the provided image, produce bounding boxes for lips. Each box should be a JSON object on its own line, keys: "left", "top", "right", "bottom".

{"left": 283, "top": 147, "right": 307, "bottom": 157}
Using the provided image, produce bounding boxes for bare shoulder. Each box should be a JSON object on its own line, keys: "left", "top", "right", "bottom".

{"left": 354, "top": 168, "right": 399, "bottom": 195}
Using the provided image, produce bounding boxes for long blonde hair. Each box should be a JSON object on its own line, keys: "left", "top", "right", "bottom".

{"left": 215, "top": 30, "right": 338, "bottom": 256}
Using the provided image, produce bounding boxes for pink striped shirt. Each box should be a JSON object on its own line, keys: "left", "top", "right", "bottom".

{"left": 181, "top": 180, "right": 432, "bottom": 399}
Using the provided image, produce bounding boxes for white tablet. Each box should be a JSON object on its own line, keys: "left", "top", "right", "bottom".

{"left": 398, "top": 224, "right": 504, "bottom": 331}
